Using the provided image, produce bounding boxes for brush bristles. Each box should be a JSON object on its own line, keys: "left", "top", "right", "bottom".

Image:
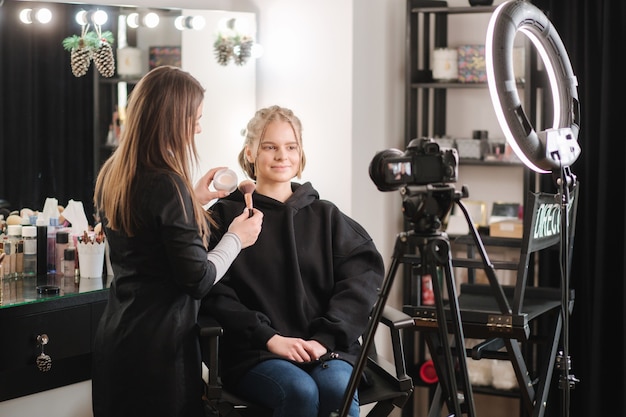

{"left": 239, "top": 180, "right": 256, "bottom": 211}
{"left": 238, "top": 180, "right": 256, "bottom": 195}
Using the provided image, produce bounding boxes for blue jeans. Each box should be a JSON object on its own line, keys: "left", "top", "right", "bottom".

{"left": 235, "top": 358, "right": 360, "bottom": 417}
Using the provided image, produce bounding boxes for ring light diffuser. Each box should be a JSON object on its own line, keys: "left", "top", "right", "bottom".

{"left": 486, "top": 0, "right": 581, "bottom": 173}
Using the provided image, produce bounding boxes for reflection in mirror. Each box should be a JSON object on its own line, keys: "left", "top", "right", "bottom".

{"left": 1, "top": 1, "right": 257, "bottom": 309}
{"left": 0, "top": 0, "right": 184, "bottom": 222}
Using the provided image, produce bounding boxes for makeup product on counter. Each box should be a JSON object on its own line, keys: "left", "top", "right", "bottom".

{"left": 238, "top": 180, "right": 256, "bottom": 217}
{"left": 22, "top": 225, "right": 37, "bottom": 276}
{"left": 7, "top": 225, "right": 21, "bottom": 277}
{"left": 0, "top": 252, "right": 5, "bottom": 281}
{"left": 47, "top": 218, "right": 59, "bottom": 274}
{"left": 15, "top": 241, "right": 23, "bottom": 275}
{"left": 55, "top": 230, "right": 69, "bottom": 276}
{"left": 36, "top": 217, "right": 48, "bottom": 276}
{"left": 64, "top": 247, "right": 78, "bottom": 284}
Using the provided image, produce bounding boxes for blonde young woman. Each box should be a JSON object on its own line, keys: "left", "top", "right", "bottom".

{"left": 202, "top": 105, "right": 384, "bottom": 417}
{"left": 91, "top": 66, "right": 263, "bottom": 417}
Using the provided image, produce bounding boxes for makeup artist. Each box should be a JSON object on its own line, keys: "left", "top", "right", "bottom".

{"left": 201, "top": 105, "right": 384, "bottom": 417}
{"left": 91, "top": 66, "right": 263, "bottom": 417}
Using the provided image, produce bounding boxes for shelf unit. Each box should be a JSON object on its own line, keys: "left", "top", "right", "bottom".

{"left": 92, "top": 74, "right": 140, "bottom": 180}
{"left": 91, "top": 14, "right": 143, "bottom": 181}
{"left": 401, "top": 1, "right": 551, "bottom": 416}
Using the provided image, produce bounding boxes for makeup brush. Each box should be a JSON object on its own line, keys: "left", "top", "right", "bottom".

{"left": 238, "top": 180, "right": 256, "bottom": 217}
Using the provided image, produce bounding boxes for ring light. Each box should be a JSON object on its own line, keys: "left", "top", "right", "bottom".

{"left": 486, "top": 0, "right": 581, "bottom": 173}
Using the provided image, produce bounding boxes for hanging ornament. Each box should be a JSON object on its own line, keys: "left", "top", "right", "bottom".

{"left": 62, "top": 24, "right": 93, "bottom": 77}
{"left": 93, "top": 25, "right": 115, "bottom": 78}
{"left": 62, "top": 26, "right": 115, "bottom": 78}
{"left": 233, "top": 36, "right": 253, "bottom": 66}
{"left": 213, "top": 34, "right": 234, "bottom": 66}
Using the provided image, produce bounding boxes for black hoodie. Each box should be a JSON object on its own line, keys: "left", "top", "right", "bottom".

{"left": 202, "top": 181, "right": 384, "bottom": 387}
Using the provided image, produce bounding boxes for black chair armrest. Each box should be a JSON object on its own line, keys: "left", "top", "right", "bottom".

{"left": 368, "top": 305, "right": 414, "bottom": 392}
{"left": 198, "top": 315, "right": 223, "bottom": 338}
{"left": 198, "top": 315, "right": 223, "bottom": 398}
{"left": 380, "top": 305, "right": 415, "bottom": 330}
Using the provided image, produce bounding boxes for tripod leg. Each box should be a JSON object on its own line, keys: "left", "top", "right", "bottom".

{"left": 423, "top": 236, "right": 476, "bottom": 417}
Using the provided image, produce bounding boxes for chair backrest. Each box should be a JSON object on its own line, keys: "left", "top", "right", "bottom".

{"left": 512, "top": 183, "right": 578, "bottom": 314}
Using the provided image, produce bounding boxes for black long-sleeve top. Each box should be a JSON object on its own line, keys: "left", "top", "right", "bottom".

{"left": 92, "top": 171, "right": 220, "bottom": 417}
{"left": 202, "top": 181, "right": 384, "bottom": 387}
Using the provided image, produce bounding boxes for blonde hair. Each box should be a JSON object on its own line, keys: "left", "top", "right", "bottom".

{"left": 238, "top": 105, "right": 306, "bottom": 180}
{"left": 94, "top": 66, "right": 212, "bottom": 247}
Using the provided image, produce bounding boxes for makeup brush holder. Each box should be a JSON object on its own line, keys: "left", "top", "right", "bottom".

{"left": 78, "top": 242, "right": 105, "bottom": 292}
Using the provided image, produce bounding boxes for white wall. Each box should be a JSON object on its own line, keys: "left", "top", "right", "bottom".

{"left": 181, "top": 9, "right": 257, "bottom": 184}
{"left": 252, "top": 0, "right": 355, "bottom": 213}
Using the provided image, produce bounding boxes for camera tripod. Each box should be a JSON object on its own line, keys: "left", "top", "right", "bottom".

{"left": 334, "top": 184, "right": 477, "bottom": 417}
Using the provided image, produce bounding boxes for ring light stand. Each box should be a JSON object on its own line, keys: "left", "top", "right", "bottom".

{"left": 486, "top": 0, "right": 581, "bottom": 174}
{"left": 486, "top": 1, "right": 581, "bottom": 416}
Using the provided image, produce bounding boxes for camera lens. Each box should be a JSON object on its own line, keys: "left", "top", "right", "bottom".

{"left": 369, "top": 149, "right": 405, "bottom": 192}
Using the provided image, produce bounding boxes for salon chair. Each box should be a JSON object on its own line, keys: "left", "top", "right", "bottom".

{"left": 199, "top": 304, "right": 415, "bottom": 417}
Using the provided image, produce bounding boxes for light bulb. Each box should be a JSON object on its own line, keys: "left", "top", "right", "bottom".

{"left": 19, "top": 9, "right": 33, "bottom": 24}
{"left": 143, "top": 12, "right": 159, "bottom": 29}
{"left": 174, "top": 16, "right": 186, "bottom": 31}
{"left": 190, "top": 16, "right": 206, "bottom": 30}
{"left": 92, "top": 10, "right": 108, "bottom": 26}
{"left": 75, "top": 10, "right": 88, "bottom": 26}
{"left": 35, "top": 8, "right": 52, "bottom": 24}
{"left": 126, "top": 13, "right": 139, "bottom": 29}
{"left": 175, "top": 16, "right": 205, "bottom": 31}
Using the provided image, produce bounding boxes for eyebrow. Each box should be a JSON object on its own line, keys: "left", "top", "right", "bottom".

{"left": 260, "top": 140, "right": 299, "bottom": 146}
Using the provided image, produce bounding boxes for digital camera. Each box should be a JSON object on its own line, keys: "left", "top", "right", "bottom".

{"left": 369, "top": 137, "right": 458, "bottom": 192}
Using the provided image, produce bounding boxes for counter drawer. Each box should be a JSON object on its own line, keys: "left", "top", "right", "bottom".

{"left": 0, "top": 305, "right": 92, "bottom": 371}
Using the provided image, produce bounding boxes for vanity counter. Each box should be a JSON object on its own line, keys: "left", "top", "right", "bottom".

{"left": 0, "top": 274, "right": 108, "bottom": 402}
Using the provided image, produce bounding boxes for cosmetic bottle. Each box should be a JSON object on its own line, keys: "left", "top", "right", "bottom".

{"left": 0, "top": 238, "right": 10, "bottom": 279}
{"left": 22, "top": 225, "right": 37, "bottom": 276}
{"left": 55, "top": 230, "right": 69, "bottom": 276}
{"left": 15, "top": 241, "right": 24, "bottom": 276}
{"left": 64, "top": 247, "right": 78, "bottom": 284}
{"left": 7, "top": 225, "right": 22, "bottom": 277}
{"left": 36, "top": 217, "right": 48, "bottom": 276}
{"left": 47, "top": 218, "right": 58, "bottom": 274}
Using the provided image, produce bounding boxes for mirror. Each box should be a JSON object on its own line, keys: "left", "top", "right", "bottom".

{"left": 0, "top": 0, "right": 257, "bottom": 307}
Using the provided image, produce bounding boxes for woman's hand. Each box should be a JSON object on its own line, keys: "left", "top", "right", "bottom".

{"left": 193, "top": 167, "right": 232, "bottom": 205}
{"left": 227, "top": 208, "right": 263, "bottom": 249}
{"left": 266, "top": 335, "right": 328, "bottom": 362}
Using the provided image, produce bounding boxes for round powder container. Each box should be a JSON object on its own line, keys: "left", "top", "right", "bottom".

{"left": 214, "top": 168, "right": 238, "bottom": 193}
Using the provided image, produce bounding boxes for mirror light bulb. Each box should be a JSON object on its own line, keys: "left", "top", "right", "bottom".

{"left": 190, "top": 16, "right": 206, "bottom": 30}
{"left": 175, "top": 16, "right": 205, "bottom": 31}
{"left": 126, "top": 13, "right": 139, "bottom": 29}
{"left": 143, "top": 12, "right": 159, "bottom": 29}
{"left": 92, "top": 10, "right": 108, "bottom": 26}
{"left": 19, "top": 9, "right": 33, "bottom": 24}
{"left": 35, "top": 8, "right": 52, "bottom": 24}
{"left": 174, "top": 16, "right": 185, "bottom": 30}
{"left": 75, "top": 10, "right": 88, "bottom": 26}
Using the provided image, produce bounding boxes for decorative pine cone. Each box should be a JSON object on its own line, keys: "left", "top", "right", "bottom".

{"left": 70, "top": 46, "right": 92, "bottom": 77}
{"left": 36, "top": 353, "right": 52, "bottom": 372}
{"left": 234, "top": 38, "right": 253, "bottom": 66}
{"left": 95, "top": 41, "right": 115, "bottom": 78}
{"left": 213, "top": 37, "right": 233, "bottom": 66}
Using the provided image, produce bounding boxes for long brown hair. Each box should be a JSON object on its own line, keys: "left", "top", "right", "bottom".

{"left": 94, "top": 66, "right": 211, "bottom": 246}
